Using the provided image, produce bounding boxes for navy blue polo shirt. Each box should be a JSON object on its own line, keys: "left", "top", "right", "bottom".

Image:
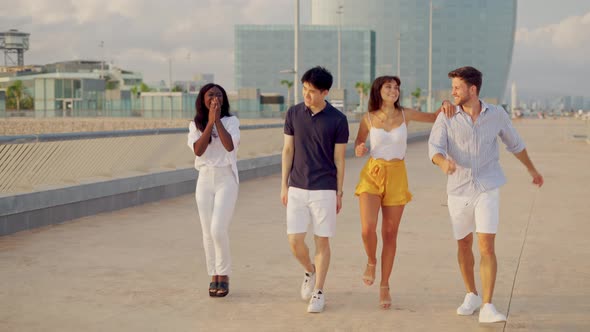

{"left": 284, "top": 101, "right": 349, "bottom": 191}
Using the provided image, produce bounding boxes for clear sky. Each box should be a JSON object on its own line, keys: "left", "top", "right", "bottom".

{"left": 1, "top": 0, "right": 589, "bottom": 99}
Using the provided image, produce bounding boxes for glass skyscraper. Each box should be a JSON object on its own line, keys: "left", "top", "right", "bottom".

{"left": 235, "top": 25, "right": 375, "bottom": 106}
{"left": 312, "top": 0, "right": 517, "bottom": 103}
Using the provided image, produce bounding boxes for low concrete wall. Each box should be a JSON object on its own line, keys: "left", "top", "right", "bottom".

{"left": 0, "top": 131, "right": 429, "bottom": 236}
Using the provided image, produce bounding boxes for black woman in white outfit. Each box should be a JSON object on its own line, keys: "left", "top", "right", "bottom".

{"left": 187, "top": 83, "right": 240, "bottom": 298}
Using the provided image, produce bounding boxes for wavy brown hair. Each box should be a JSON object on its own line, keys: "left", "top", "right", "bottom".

{"left": 368, "top": 76, "right": 401, "bottom": 112}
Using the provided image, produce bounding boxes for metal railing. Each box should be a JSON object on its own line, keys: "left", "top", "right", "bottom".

{"left": 0, "top": 123, "right": 291, "bottom": 194}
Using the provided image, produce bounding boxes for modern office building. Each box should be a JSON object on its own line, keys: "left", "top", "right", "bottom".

{"left": 312, "top": 0, "right": 517, "bottom": 104}
{"left": 572, "top": 96, "right": 584, "bottom": 110}
{"left": 562, "top": 96, "right": 572, "bottom": 112}
{"left": 235, "top": 25, "right": 375, "bottom": 108}
{"left": 0, "top": 60, "right": 147, "bottom": 116}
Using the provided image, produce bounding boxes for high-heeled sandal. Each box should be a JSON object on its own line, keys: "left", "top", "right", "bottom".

{"left": 216, "top": 277, "right": 229, "bottom": 297}
{"left": 209, "top": 281, "right": 218, "bottom": 297}
{"left": 362, "top": 263, "right": 376, "bottom": 286}
{"left": 380, "top": 286, "right": 391, "bottom": 309}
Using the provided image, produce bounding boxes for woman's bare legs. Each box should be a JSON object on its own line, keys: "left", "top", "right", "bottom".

{"left": 379, "top": 205, "right": 405, "bottom": 308}
{"left": 359, "top": 193, "right": 381, "bottom": 285}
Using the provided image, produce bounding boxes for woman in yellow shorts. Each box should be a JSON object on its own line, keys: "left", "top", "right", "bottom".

{"left": 354, "top": 76, "right": 452, "bottom": 308}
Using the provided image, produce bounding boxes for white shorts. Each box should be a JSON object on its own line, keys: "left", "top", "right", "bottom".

{"left": 447, "top": 188, "right": 500, "bottom": 240}
{"left": 286, "top": 187, "right": 337, "bottom": 237}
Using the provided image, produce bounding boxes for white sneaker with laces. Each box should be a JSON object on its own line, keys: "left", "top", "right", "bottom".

{"left": 479, "top": 303, "right": 507, "bottom": 323}
{"left": 457, "top": 292, "right": 482, "bottom": 315}
{"left": 300, "top": 269, "right": 316, "bottom": 301}
{"left": 307, "top": 290, "right": 325, "bottom": 313}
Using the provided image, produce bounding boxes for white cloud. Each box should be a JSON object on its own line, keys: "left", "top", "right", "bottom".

{"left": 4, "top": 0, "right": 71, "bottom": 25}
{"left": 510, "top": 11, "right": 590, "bottom": 97}
{"left": 1, "top": 0, "right": 312, "bottom": 89}
{"left": 1, "top": 0, "right": 142, "bottom": 25}
{"left": 117, "top": 48, "right": 168, "bottom": 64}
{"left": 4, "top": 0, "right": 586, "bottom": 96}
{"left": 69, "top": 0, "right": 143, "bottom": 24}
{"left": 516, "top": 11, "right": 590, "bottom": 53}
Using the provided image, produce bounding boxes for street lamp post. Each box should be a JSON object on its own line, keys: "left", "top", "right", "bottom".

{"left": 186, "top": 52, "right": 191, "bottom": 94}
{"left": 427, "top": 0, "right": 433, "bottom": 113}
{"left": 168, "top": 57, "right": 173, "bottom": 117}
{"left": 99, "top": 40, "right": 104, "bottom": 80}
{"left": 168, "top": 57, "right": 172, "bottom": 91}
{"left": 397, "top": 33, "right": 401, "bottom": 77}
{"left": 293, "top": 0, "right": 300, "bottom": 105}
{"left": 337, "top": 5, "right": 343, "bottom": 89}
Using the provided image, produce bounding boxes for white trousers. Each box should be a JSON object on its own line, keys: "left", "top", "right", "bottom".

{"left": 195, "top": 166, "right": 238, "bottom": 276}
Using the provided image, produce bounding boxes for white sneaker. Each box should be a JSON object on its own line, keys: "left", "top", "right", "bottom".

{"left": 457, "top": 292, "right": 482, "bottom": 315}
{"left": 307, "top": 290, "right": 325, "bottom": 313}
{"left": 479, "top": 303, "right": 507, "bottom": 323}
{"left": 300, "top": 269, "right": 316, "bottom": 301}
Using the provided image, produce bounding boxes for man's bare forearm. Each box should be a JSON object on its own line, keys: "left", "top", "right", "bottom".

{"left": 281, "top": 147, "right": 294, "bottom": 188}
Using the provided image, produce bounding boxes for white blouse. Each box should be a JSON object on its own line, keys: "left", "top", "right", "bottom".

{"left": 368, "top": 109, "right": 407, "bottom": 161}
{"left": 187, "top": 116, "right": 240, "bottom": 183}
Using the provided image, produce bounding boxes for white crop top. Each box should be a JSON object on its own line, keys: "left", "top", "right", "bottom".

{"left": 368, "top": 109, "right": 407, "bottom": 161}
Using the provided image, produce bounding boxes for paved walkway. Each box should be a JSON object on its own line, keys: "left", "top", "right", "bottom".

{"left": 1, "top": 119, "right": 589, "bottom": 331}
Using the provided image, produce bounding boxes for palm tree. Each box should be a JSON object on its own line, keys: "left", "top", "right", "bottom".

{"left": 355, "top": 81, "right": 370, "bottom": 111}
{"left": 7, "top": 80, "right": 26, "bottom": 111}
{"left": 411, "top": 87, "right": 422, "bottom": 111}
{"left": 280, "top": 79, "right": 293, "bottom": 107}
{"left": 132, "top": 83, "right": 152, "bottom": 97}
{"left": 139, "top": 82, "right": 151, "bottom": 92}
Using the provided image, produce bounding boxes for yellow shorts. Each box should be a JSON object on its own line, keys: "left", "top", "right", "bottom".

{"left": 354, "top": 158, "right": 412, "bottom": 206}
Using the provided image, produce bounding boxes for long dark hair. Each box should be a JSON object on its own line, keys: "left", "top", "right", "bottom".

{"left": 194, "top": 83, "right": 231, "bottom": 143}
{"left": 368, "top": 76, "right": 401, "bottom": 112}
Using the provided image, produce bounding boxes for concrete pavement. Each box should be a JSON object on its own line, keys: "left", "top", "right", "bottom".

{"left": 0, "top": 118, "right": 589, "bottom": 331}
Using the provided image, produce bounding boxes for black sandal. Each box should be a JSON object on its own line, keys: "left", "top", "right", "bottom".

{"left": 209, "top": 282, "right": 218, "bottom": 297}
{"left": 216, "top": 280, "right": 229, "bottom": 297}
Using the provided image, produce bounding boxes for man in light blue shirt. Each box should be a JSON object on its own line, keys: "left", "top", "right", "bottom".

{"left": 429, "top": 66, "right": 543, "bottom": 324}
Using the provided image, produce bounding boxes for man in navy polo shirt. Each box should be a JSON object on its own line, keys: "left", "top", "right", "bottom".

{"left": 281, "top": 66, "right": 349, "bottom": 313}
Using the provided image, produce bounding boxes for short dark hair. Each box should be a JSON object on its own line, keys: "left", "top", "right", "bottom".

{"left": 301, "top": 66, "right": 333, "bottom": 91}
{"left": 368, "top": 76, "right": 401, "bottom": 112}
{"left": 448, "top": 66, "right": 482, "bottom": 95}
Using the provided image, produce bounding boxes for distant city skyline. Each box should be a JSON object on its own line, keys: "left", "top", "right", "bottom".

{"left": 1, "top": 0, "right": 589, "bottom": 99}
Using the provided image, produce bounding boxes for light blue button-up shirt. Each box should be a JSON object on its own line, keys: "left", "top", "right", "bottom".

{"left": 428, "top": 101, "right": 525, "bottom": 197}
